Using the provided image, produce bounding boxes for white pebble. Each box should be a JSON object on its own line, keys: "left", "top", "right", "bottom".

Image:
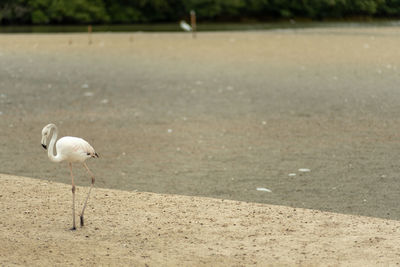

{"left": 298, "top": 168, "right": 311, "bottom": 172}
{"left": 288, "top": 173, "right": 296, "bottom": 177}
{"left": 82, "top": 83, "right": 89, "bottom": 89}
{"left": 84, "top": 92, "right": 94, "bottom": 97}
{"left": 101, "top": 99, "right": 109, "bottom": 104}
{"left": 167, "top": 129, "right": 173, "bottom": 133}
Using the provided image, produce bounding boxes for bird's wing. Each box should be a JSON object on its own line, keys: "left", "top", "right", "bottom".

{"left": 73, "top": 138, "right": 97, "bottom": 157}
{"left": 58, "top": 136, "right": 98, "bottom": 158}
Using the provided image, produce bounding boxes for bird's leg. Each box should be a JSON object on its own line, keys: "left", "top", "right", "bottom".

{"left": 80, "top": 162, "right": 95, "bottom": 227}
{"left": 69, "top": 162, "right": 76, "bottom": 230}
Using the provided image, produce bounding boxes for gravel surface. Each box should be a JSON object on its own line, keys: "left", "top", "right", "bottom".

{"left": 1, "top": 28, "right": 400, "bottom": 220}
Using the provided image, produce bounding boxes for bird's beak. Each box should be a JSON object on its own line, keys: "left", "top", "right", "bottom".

{"left": 41, "top": 136, "right": 47, "bottom": 150}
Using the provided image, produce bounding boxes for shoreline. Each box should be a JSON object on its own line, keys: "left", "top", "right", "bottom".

{"left": 1, "top": 19, "right": 400, "bottom": 33}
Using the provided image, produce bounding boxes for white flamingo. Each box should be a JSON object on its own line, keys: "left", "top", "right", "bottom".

{"left": 41, "top": 123, "right": 98, "bottom": 230}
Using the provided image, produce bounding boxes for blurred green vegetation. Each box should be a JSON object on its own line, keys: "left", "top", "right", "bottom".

{"left": 1, "top": 0, "right": 400, "bottom": 25}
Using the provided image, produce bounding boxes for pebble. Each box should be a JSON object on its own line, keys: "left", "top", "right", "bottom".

{"left": 84, "top": 92, "right": 94, "bottom": 97}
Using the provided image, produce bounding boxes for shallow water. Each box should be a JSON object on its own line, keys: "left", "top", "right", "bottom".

{"left": 1, "top": 20, "right": 400, "bottom": 33}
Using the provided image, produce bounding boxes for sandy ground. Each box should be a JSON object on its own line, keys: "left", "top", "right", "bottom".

{"left": 1, "top": 28, "right": 400, "bottom": 221}
{"left": 1, "top": 173, "right": 400, "bottom": 266}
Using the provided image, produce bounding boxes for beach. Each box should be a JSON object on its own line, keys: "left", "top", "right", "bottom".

{"left": 1, "top": 173, "right": 400, "bottom": 265}
{"left": 1, "top": 28, "right": 400, "bottom": 264}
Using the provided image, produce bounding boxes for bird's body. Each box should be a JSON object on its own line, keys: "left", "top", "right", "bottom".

{"left": 55, "top": 136, "right": 97, "bottom": 163}
{"left": 41, "top": 123, "right": 98, "bottom": 230}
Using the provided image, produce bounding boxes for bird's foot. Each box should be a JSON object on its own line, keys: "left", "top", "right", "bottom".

{"left": 80, "top": 215, "right": 84, "bottom": 227}
{"left": 70, "top": 226, "right": 77, "bottom": 231}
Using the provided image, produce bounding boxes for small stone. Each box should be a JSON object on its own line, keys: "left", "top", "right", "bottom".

{"left": 84, "top": 92, "right": 94, "bottom": 97}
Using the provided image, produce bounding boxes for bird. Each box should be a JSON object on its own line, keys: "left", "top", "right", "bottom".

{"left": 41, "top": 123, "right": 98, "bottom": 230}
{"left": 179, "top": 20, "right": 192, "bottom": 32}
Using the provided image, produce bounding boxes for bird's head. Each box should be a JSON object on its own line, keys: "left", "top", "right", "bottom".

{"left": 41, "top": 123, "right": 55, "bottom": 150}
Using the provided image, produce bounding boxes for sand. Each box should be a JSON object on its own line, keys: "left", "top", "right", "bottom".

{"left": 1, "top": 173, "right": 400, "bottom": 266}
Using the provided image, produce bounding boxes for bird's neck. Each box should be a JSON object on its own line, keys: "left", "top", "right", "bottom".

{"left": 48, "top": 125, "right": 63, "bottom": 163}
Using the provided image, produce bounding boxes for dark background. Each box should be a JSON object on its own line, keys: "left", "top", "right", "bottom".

{"left": 1, "top": 0, "right": 400, "bottom": 25}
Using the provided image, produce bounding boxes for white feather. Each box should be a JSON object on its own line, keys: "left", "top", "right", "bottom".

{"left": 256, "top": 187, "right": 272, "bottom": 192}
